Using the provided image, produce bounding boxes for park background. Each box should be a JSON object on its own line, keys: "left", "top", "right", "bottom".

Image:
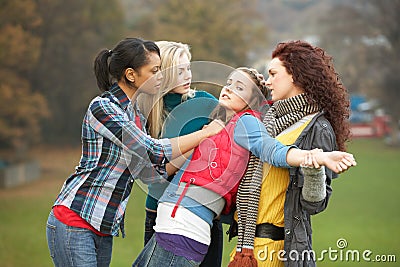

{"left": 0, "top": 0, "right": 399, "bottom": 266}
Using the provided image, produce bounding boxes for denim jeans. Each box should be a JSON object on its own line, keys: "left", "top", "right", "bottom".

{"left": 133, "top": 235, "right": 201, "bottom": 267}
{"left": 201, "top": 219, "right": 223, "bottom": 267}
{"left": 143, "top": 210, "right": 222, "bottom": 266}
{"left": 46, "top": 210, "right": 113, "bottom": 267}
{"left": 144, "top": 209, "right": 157, "bottom": 246}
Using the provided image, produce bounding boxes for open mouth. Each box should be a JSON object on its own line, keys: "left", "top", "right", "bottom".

{"left": 220, "top": 93, "right": 230, "bottom": 100}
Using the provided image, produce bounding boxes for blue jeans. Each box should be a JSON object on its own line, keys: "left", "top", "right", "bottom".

{"left": 144, "top": 209, "right": 157, "bottom": 246}
{"left": 133, "top": 235, "right": 201, "bottom": 267}
{"left": 143, "top": 211, "right": 222, "bottom": 267}
{"left": 201, "top": 219, "right": 223, "bottom": 267}
{"left": 144, "top": 210, "right": 224, "bottom": 267}
{"left": 46, "top": 210, "right": 113, "bottom": 267}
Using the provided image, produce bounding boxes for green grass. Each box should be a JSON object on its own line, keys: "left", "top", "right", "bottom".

{"left": 0, "top": 139, "right": 399, "bottom": 266}
{"left": 311, "top": 139, "right": 400, "bottom": 266}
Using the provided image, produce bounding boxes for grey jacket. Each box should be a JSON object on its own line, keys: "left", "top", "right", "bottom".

{"left": 283, "top": 111, "right": 339, "bottom": 267}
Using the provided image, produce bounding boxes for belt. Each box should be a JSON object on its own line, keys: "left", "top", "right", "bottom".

{"left": 255, "top": 223, "right": 284, "bottom": 241}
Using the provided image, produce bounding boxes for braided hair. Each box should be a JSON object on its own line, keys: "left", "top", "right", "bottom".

{"left": 210, "top": 67, "right": 269, "bottom": 123}
{"left": 237, "top": 67, "right": 269, "bottom": 99}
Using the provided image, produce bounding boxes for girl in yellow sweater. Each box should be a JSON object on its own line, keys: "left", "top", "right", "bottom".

{"left": 230, "top": 40, "right": 352, "bottom": 267}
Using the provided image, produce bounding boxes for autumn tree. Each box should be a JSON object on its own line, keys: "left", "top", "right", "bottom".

{"left": 0, "top": 0, "right": 49, "bottom": 156}
{"left": 125, "top": 0, "right": 268, "bottom": 67}
{"left": 30, "top": 0, "right": 125, "bottom": 144}
{"left": 315, "top": 0, "right": 400, "bottom": 122}
{"left": 364, "top": 0, "right": 400, "bottom": 122}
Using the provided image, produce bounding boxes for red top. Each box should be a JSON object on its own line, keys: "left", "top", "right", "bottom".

{"left": 178, "top": 110, "right": 260, "bottom": 214}
{"left": 53, "top": 205, "right": 110, "bottom": 236}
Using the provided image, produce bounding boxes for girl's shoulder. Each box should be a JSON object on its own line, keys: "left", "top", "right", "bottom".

{"left": 238, "top": 109, "right": 261, "bottom": 119}
{"left": 232, "top": 110, "right": 262, "bottom": 127}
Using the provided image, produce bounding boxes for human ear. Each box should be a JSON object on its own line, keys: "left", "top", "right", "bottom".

{"left": 125, "top": 68, "right": 136, "bottom": 83}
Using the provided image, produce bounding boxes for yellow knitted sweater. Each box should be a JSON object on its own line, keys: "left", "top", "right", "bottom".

{"left": 230, "top": 118, "right": 312, "bottom": 266}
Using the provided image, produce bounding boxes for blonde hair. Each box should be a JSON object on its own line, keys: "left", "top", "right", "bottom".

{"left": 138, "top": 41, "right": 195, "bottom": 137}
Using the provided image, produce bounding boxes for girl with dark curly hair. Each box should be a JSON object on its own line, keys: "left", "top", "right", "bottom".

{"left": 133, "top": 66, "right": 355, "bottom": 267}
{"left": 230, "top": 40, "right": 351, "bottom": 267}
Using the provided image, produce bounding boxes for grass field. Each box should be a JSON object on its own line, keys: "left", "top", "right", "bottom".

{"left": 0, "top": 138, "right": 399, "bottom": 266}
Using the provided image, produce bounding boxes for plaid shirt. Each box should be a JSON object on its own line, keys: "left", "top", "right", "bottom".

{"left": 54, "top": 84, "right": 172, "bottom": 237}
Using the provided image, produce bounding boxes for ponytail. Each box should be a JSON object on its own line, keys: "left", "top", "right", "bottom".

{"left": 94, "top": 49, "right": 113, "bottom": 92}
{"left": 93, "top": 38, "right": 160, "bottom": 92}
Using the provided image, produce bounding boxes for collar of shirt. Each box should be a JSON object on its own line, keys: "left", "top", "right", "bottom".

{"left": 109, "top": 83, "right": 130, "bottom": 111}
{"left": 108, "top": 83, "right": 146, "bottom": 130}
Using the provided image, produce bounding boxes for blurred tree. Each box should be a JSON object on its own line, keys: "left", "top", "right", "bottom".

{"left": 0, "top": 0, "right": 49, "bottom": 157}
{"left": 316, "top": 4, "right": 376, "bottom": 94}
{"left": 316, "top": 0, "right": 400, "bottom": 121}
{"left": 125, "top": 0, "right": 268, "bottom": 67}
{"left": 365, "top": 0, "right": 400, "bottom": 122}
{"left": 30, "top": 0, "right": 125, "bottom": 144}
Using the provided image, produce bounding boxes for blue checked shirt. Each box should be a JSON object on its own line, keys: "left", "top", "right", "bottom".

{"left": 53, "top": 84, "right": 172, "bottom": 237}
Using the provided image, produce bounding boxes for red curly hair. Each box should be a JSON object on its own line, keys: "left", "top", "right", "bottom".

{"left": 271, "top": 40, "right": 351, "bottom": 151}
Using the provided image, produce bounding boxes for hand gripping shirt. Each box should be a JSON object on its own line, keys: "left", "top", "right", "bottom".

{"left": 53, "top": 84, "right": 172, "bottom": 237}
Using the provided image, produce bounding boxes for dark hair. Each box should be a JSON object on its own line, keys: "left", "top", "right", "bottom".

{"left": 93, "top": 37, "right": 160, "bottom": 92}
{"left": 272, "top": 40, "right": 350, "bottom": 151}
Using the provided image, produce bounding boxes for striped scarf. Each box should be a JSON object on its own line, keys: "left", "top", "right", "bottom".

{"left": 230, "top": 94, "right": 319, "bottom": 266}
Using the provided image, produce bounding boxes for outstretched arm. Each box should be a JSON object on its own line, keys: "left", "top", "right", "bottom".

{"left": 286, "top": 148, "right": 356, "bottom": 174}
{"left": 233, "top": 115, "right": 356, "bottom": 173}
